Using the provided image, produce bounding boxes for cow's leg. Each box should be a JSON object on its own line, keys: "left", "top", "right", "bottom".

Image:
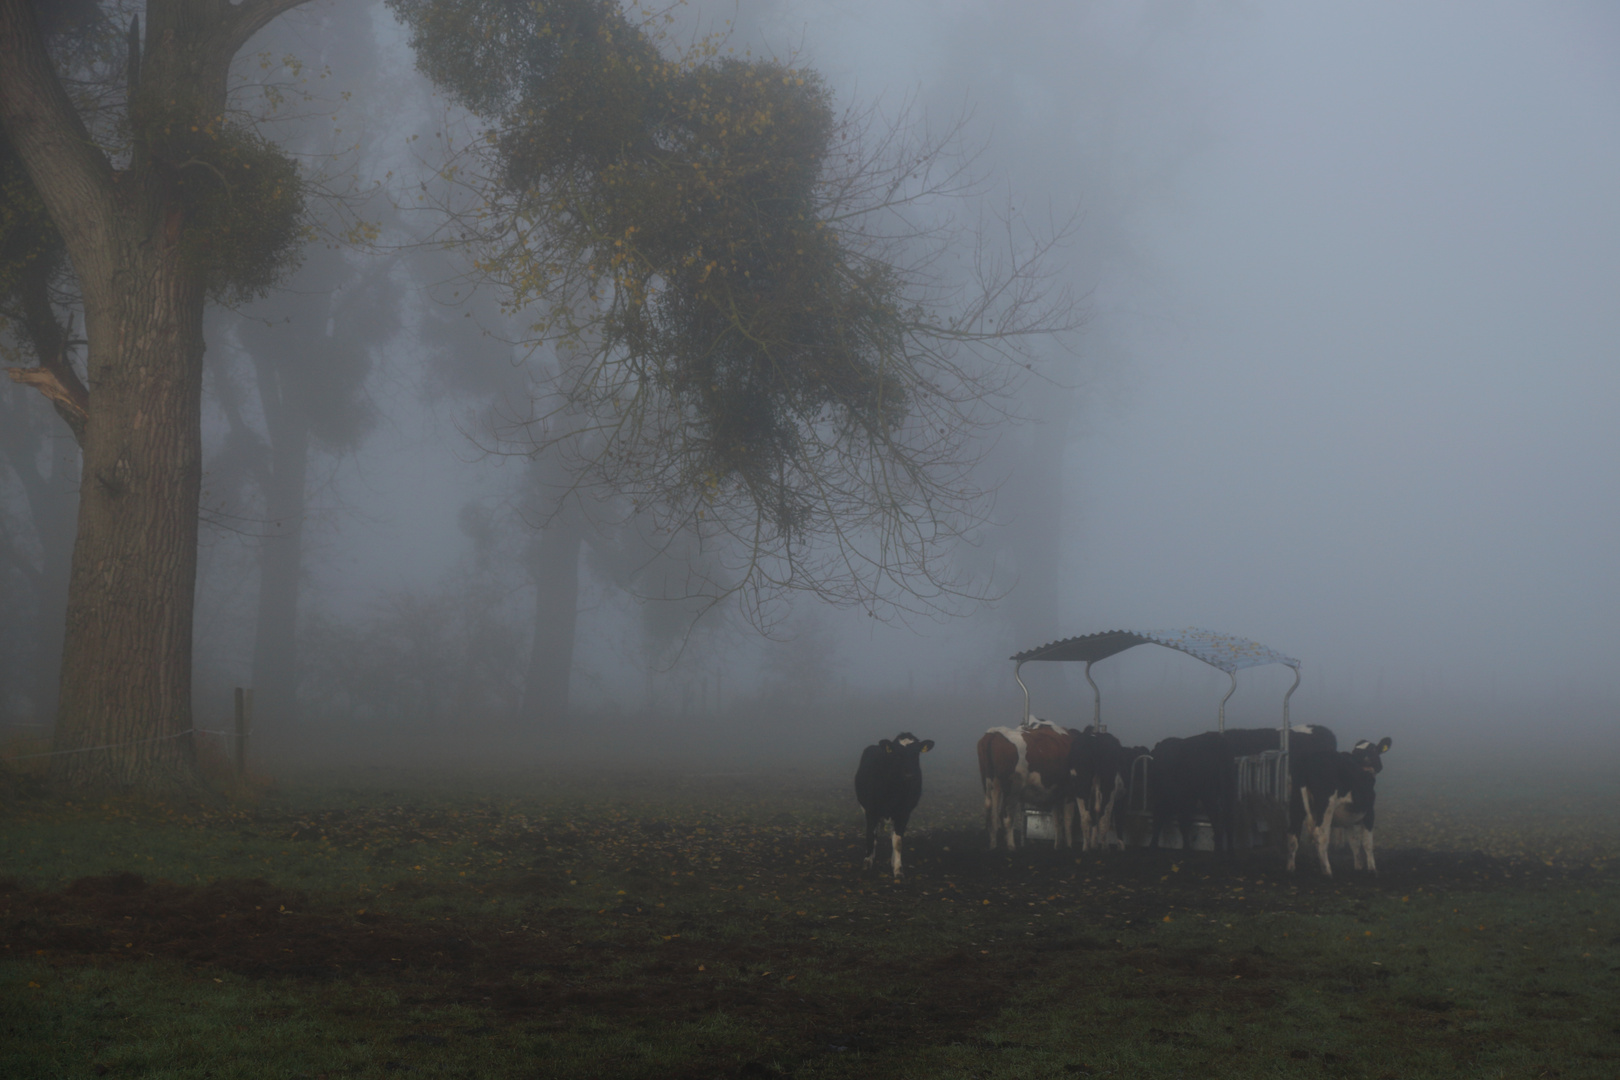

{"left": 1314, "top": 795, "right": 1344, "bottom": 877}
{"left": 890, "top": 827, "right": 904, "bottom": 880}
{"left": 1291, "top": 788, "right": 1318, "bottom": 874}
{"left": 984, "top": 781, "right": 1000, "bottom": 850}
{"left": 992, "top": 787, "right": 1007, "bottom": 850}
{"left": 1100, "top": 780, "right": 1123, "bottom": 849}
{"left": 862, "top": 811, "right": 881, "bottom": 871}
{"left": 1085, "top": 779, "right": 1105, "bottom": 850}
{"left": 1363, "top": 828, "right": 1377, "bottom": 876}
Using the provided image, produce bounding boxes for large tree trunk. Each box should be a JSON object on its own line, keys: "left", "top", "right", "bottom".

{"left": 0, "top": 0, "right": 309, "bottom": 790}
{"left": 520, "top": 502, "right": 583, "bottom": 727}
{"left": 53, "top": 265, "right": 207, "bottom": 787}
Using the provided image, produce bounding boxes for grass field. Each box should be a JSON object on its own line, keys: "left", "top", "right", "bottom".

{"left": 2, "top": 753, "right": 1618, "bottom": 1079}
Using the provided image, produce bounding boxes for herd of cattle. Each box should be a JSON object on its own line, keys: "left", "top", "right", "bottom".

{"left": 854, "top": 723, "right": 1392, "bottom": 882}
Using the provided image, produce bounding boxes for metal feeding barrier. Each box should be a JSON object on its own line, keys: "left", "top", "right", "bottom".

{"left": 1006, "top": 628, "right": 1303, "bottom": 850}
{"left": 1236, "top": 748, "right": 1289, "bottom": 803}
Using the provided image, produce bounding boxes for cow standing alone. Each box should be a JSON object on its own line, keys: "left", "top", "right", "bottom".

{"left": 1289, "top": 737, "right": 1392, "bottom": 876}
{"left": 855, "top": 733, "right": 935, "bottom": 880}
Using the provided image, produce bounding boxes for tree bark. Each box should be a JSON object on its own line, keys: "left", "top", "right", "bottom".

{"left": 0, "top": 0, "right": 309, "bottom": 789}
{"left": 52, "top": 260, "right": 207, "bottom": 786}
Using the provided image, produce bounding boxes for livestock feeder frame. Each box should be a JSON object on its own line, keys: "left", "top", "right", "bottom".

{"left": 1009, "top": 628, "right": 1303, "bottom": 850}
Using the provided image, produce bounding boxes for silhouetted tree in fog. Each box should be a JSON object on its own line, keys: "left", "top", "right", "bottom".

{"left": 1, "top": 0, "right": 310, "bottom": 788}
{"left": 205, "top": 243, "right": 388, "bottom": 735}
{"left": 390, "top": 0, "right": 1080, "bottom": 675}
{"left": 0, "top": 385, "right": 76, "bottom": 724}
{"left": 1, "top": 118, "right": 79, "bottom": 725}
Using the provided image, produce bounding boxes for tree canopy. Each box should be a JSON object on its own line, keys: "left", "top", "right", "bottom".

{"left": 389, "top": 0, "right": 1078, "bottom": 626}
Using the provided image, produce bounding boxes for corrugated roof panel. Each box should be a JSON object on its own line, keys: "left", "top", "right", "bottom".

{"left": 1012, "top": 627, "right": 1299, "bottom": 673}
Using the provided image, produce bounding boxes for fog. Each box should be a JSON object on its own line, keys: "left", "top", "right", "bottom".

{"left": 4, "top": 1, "right": 1617, "bottom": 775}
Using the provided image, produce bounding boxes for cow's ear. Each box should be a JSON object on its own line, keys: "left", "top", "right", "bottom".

{"left": 919, "top": 740, "right": 935, "bottom": 753}
{"left": 1377, "top": 737, "right": 1392, "bottom": 753}
{"left": 880, "top": 740, "right": 895, "bottom": 753}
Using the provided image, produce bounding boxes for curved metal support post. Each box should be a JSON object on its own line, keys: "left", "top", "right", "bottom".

{"left": 1085, "top": 660, "right": 1102, "bottom": 732}
{"left": 1014, "top": 661, "right": 1031, "bottom": 726}
{"left": 1217, "top": 671, "right": 1237, "bottom": 732}
{"left": 1281, "top": 664, "right": 1301, "bottom": 752}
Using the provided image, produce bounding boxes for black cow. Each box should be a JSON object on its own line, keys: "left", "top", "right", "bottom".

{"left": 1227, "top": 725, "right": 1337, "bottom": 853}
{"left": 1065, "top": 727, "right": 1126, "bottom": 851}
{"left": 1224, "top": 724, "right": 1336, "bottom": 758}
{"left": 1288, "top": 737, "right": 1392, "bottom": 876}
{"left": 1148, "top": 731, "right": 1236, "bottom": 853}
{"left": 855, "top": 732, "right": 935, "bottom": 880}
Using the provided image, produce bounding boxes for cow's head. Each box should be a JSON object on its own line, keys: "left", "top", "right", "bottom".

{"left": 885, "top": 733, "right": 935, "bottom": 753}
{"left": 1351, "top": 737, "right": 1393, "bottom": 774}
{"left": 882, "top": 734, "right": 934, "bottom": 774}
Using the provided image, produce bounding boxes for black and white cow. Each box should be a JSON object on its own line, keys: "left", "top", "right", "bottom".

{"left": 1288, "top": 737, "right": 1392, "bottom": 876}
{"left": 1065, "top": 727, "right": 1126, "bottom": 851}
{"left": 855, "top": 732, "right": 935, "bottom": 880}
{"left": 1227, "top": 725, "right": 1337, "bottom": 854}
{"left": 1148, "top": 731, "right": 1237, "bottom": 853}
{"left": 1224, "top": 724, "right": 1337, "bottom": 759}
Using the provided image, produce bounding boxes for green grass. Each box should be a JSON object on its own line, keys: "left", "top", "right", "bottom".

{"left": 2, "top": 761, "right": 1617, "bottom": 1078}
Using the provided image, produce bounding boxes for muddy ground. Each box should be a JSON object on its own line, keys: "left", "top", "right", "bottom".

{"left": 4, "top": 821, "right": 1610, "bottom": 1067}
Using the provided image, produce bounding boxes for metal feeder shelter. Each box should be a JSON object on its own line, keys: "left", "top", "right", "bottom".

{"left": 1009, "top": 628, "right": 1302, "bottom": 850}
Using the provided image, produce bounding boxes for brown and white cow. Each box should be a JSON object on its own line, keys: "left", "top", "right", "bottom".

{"left": 977, "top": 720, "right": 1074, "bottom": 850}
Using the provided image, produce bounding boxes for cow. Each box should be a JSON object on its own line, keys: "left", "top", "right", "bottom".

{"left": 1224, "top": 724, "right": 1336, "bottom": 759}
{"left": 1148, "top": 731, "right": 1236, "bottom": 854}
{"left": 854, "top": 732, "right": 935, "bottom": 880}
{"left": 977, "top": 719, "right": 1073, "bottom": 850}
{"left": 1288, "top": 737, "right": 1392, "bottom": 876}
{"left": 1227, "top": 725, "right": 1337, "bottom": 850}
{"left": 1064, "top": 727, "right": 1126, "bottom": 851}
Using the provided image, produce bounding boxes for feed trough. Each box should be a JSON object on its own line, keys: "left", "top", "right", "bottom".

{"left": 1008, "top": 628, "right": 1303, "bottom": 849}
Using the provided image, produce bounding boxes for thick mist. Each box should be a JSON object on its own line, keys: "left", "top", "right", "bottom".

{"left": 4, "top": 1, "right": 1615, "bottom": 778}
